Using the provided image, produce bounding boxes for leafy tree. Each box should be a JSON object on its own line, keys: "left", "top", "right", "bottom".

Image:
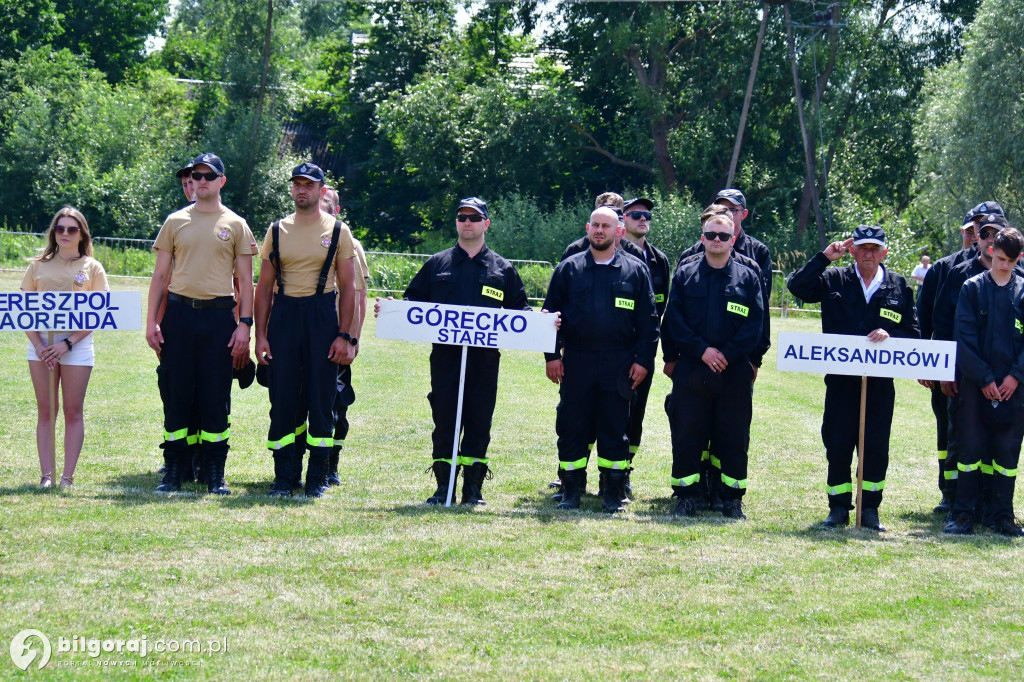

{"left": 50, "top": 0, "right": 169, "bottom": 81}
{"left": 0, "top": 0, "right": 62, "bottom": 62}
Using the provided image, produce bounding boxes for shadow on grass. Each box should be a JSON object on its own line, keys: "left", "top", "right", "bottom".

{"left": 0, "top": 483, "right": 65, "bottom": 496}
{"left": 96, "top": 472, "right": 322, "bottom": 507}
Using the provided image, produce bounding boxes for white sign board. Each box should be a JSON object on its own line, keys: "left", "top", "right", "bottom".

{"left": 776, "top": 331, "right": 956, "bottom": 381}
{"left": 0, "top": 291, "right": 143, "bottom": 331}
{"left": 376, "top": 299, "right": 557, "bottom": 352}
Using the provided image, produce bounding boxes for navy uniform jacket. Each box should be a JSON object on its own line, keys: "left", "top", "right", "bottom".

{"left": 662, "top": 256, "right": 764, "bottom": 366}
{"left": 543, "top": 250, "right": 660, "bottom": 369}
{"left": 955, "top": 271, "right": 1024, "bottom": 387}
{"left": 932, "top": 255, "right": 988, "bottom": 342}
{"left": 404, "top": 243, "right": 529, "bottom": 312}
{"left": 787, "top": 253, "right": 920, "bottom": 340}
{"left": 634, "top": 240, "right": 671, "bottom": 318}
{"left": 918, "top": 245, "right": 976, "bottom": 339}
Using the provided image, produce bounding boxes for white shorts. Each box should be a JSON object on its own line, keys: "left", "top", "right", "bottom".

{"left": 27, "top": 333, "right": 95, "bottom": 367}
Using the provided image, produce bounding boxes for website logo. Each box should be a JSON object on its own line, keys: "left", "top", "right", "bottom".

{"left": 10, "top": 629, "right": 51, "bottom": 671}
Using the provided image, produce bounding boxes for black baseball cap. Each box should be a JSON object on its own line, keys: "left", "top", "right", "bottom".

{"left": 457, "top": 197, "right": 489, "bottom": 219}
{"left": 191, "top": 153, "right": 225, "bottom": 176}
{"left": 715, "top": 189, "right": 747, "bottom": 209}
{"left": 852, "top": 225, "right": 885, "bottom": 246}
{"left": 979, "top": 213, "right": 1009, "bottom": 231}
{"left": 623, "top": 197, "right": 654, "bottom": 212}
{"left": 290, "top": 162, "right": 325, "bottom": 183}
{"left": 175, "top": 161, "right": 194, "bottom": 178}
{"left": 964, "top": 201, "right": 1005, "bottom": 227}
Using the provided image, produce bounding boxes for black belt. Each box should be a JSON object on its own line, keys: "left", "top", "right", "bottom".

{"left": 168, "top": 293, "right": 236, "bottom": 310}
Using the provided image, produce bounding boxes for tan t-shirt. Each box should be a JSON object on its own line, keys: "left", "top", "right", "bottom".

{"left": 259, "top": 212, "right": 355, "bottom": 297}
{"left": 21, "top": 255, "right": 109, "bottom": 292}
{"left": 352, "top": 238, "right": 369, "bottom": 292}
{"left": 153, "top": 204, "right": 257, "bottom": 299}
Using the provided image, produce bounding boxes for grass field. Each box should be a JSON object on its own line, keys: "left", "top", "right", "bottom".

{"left": 1, "top": 271, "right": 1022, "bottom": 680}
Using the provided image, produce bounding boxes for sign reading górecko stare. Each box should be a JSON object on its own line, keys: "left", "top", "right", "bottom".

{"left": 777, "top": 331, "right": 956, "bottom": 381}
{"left": 0, "top": 291, "right": 142, "bottom": 331}
{"left": 376, "top": 299, "right": 556, "bottom": 352}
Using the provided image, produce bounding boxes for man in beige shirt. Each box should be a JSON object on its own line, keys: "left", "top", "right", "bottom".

{"left": 255, "top": 163, "right": 357, "bottom": 498}
{"left": 147, "top": 153, "right": 256, "bottom": 495}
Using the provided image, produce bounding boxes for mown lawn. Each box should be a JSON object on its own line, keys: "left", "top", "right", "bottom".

{"left": 0, "top": 271, "right": 1021, "bottom": 680}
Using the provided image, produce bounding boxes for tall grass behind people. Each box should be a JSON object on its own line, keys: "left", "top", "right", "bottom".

{"left": 21, "top": 207, "right": 109, "bottom": 488}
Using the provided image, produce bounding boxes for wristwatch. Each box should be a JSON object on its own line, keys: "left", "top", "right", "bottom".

{"left": 239, "top": 317, "right": 254, "bottom": 327}
{"left": 338, "top": 331, "right": 357, "bottom": 346}
{"left": 64, "top": 338, "right": 73, "bottom": 350}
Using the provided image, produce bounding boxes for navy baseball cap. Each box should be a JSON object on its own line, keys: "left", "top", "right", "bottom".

{"left": 290, "top": 162, "right": 325, "bottom": 183}
{"left": 191, "top": 153, "right": 225, "bottom": 176}
{"left": 623, "top": 197, "right": 654, "bottom": 212}
{"left": 979, "top": 213, "right": 1009, "bottom": 231}
{"left": 964, "top": 201, "right": 1005, "bottom": 227}
{"left": 175, "top": 160, "right": 194, "bottom": 178}
{"left": 457, "top": 197, "right": 489, "bottom": 219}
{"left": 715, "top": 189, "right": 747, "bottom": 209}
{"left": 853, "top": 225, "right": 885, "bottom": 246}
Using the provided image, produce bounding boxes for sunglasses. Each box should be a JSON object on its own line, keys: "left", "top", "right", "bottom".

{"left": 191, "top": 171, "right": 220, "bottom": 182}
{"left": 625, "top": 211, "right": 652, "bottom": 221}
{"left": 703, "top": 231, "right": 733, "bottom": 242}
{"left": 456, "top": 214, "right": 485, "bottom": 223}
{"left": 54, "top": 224, "right": 81, "bottom": 234}
{"left": 980, "top": 229, "right": 1000, "bottom": 240}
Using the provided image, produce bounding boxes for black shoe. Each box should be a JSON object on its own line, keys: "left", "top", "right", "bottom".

{"left": 236, "top": 358, "right": 256, "bottom": 389}
{"left": 944, "top": 513, "right": 974, "bottom": 535}
{"left": 304, "top": 453, "right": 327, "bottom": 498}
{"left": 859, "top": 508, "right": 885, "bottom": 531}
{"left": 693, "top": 490, "right": 710, "bottom": 511}
{"left": 181, "top": 450, "right": 197, "bottom": 483}
{"left": 822, "top": 507, "right": 849, "bottom": 528}
{"left": 268, "top": 452, "right": 292, "bottom": 497}
{"left": 461, "top": 462, "right": 491, "bottom": 506}
{"left": 207, "top": 455, "right": 230, "bottom": 495}
{"left": 710, "top": 496, "right": 724, "bottom": 513}
{"left": 992, "top": 519, "right": 1024, "bottom": 538}
{"left": 721, "top": 498, "right": 746, "bottom": 519}
{"left": 556, "top": 469, "right": 582, "bottom": 510}
{"left": 670, "top": 497, "right": 697, "bottom": 518}
{"left": 290, "top": 452, "right": 304, "bottom": 491}
{"left": 155, "top": 453, "right": 182, "bottom": 493}
{"left": 426, "top": 461, "right": 455, "bottom": 505}
{"left": 602, "top": 470, "right": 627, "bottom": 513}
{"left": 933, "top": 493, "right": 952, "bottom": 514}
{"left": 325, "top": 448, "right": 341, "bottom": 487}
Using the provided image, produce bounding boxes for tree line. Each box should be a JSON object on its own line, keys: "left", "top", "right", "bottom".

{"left": 1, "top": 0, "right": 1020, "bottom": 274}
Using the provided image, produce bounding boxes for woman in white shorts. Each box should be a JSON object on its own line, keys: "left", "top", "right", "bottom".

{"left": 21, "top": 207, "right": 108, "bottom": 488}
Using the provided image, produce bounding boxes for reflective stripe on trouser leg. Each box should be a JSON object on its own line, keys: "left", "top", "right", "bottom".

{"left": 822, "top": 374, "right": 893, "bottom": 509}
{"left": 429, "top": 345, "right": 500, "bottom": 464}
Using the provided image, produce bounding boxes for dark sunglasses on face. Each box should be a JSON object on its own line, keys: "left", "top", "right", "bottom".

{"left": 191, "top": 171, "right": 220, "bottom": 182}
{"left": 456, "top": 214, "right": 485, "bottom": 223}
{"left": 980, "top": 229, "right": 999, "bottom": 240}
{"left": 625, "top": 211, "right": 652, "bottom": 221}
{"left": 54, "top": 224, "right": 80, "bottom": 234}
{"left": 703, "top": 231, "right": 733, "bottom": 242}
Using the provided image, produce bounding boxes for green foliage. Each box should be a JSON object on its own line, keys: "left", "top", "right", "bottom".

{"left": 0, "top": 0, "right": 62, "bottom": 62}
{"left": 914, "top": 0, "right": 1024, "bottom": 254}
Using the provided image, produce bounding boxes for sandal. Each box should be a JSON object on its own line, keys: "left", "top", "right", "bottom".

{"left": 59, "top": 475, "right": 74, "bottom": 488}
{"left": 40, "top": 474, "right": 53, "bottom": 488}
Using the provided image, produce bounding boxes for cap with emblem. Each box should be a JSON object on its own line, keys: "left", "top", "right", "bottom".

{"left": 623, "top": 197, "right": 654, "bottom": 212}
{"left": 852, "top": 225, "right": 885, "bottom": 246}
{"left": 290, "top": 162, "right": 325, "bottom": 183}
{"left": 190, "top": 153, "right": 225, "bottom": 176}
{"left": 457, "top": 197, "right": 489, "bottom": 219}
{"left": 963, "top": 200, "right": 1004, "bottom": 228}
{"left": 715, "top": 188, "right": 747, "bottom": 209}
{"left": 979, "top": 213, "right": 1009, "bottom": 231}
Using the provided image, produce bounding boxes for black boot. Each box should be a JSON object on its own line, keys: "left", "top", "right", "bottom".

{"left": 722, "top": 498, "right": 746, "bottom": 520}
{"left": 622, "top": 467, "right": 633, "bottom": 503}
{"left": 860, "top": 507, "right": 885, "bottom": 531}
{"left": 557, "top": 469, "right": 582, "bottom": 510}
{"left": 155, "top": 452, "right": 182, "bottom": 493}
{"left": 304, "top": 452, "right": 328, "bottom": 498}
{"left": 944, "top": 512, "right": 974, "bottom": 535}
{"left": 933, "top": 491, "right": 952, "bottom": 513}
{"left": 426, "top": 461, "right": 456, "bottom": 505}
{"left": 461, "top": 462, "right": 491, "bottom": 506}
{"left": 602, "top": 470, "right": 627, "bottom": 513}
{"left": 670, "top": 496, "right": 697, "bottom": 518}
{"left": 326, "top": 446, "right": 341, "bottom": 487}
{"left": 207, "top": 454, "right": 230, "bottom": 495}
{"left": 268, "top": 452, "right": 293, "bottom": 497}
{"left": 822, "top": 507, "right": 849, "bottom": 528}
{"left": 182, "top": 449, "right": 197, "bottom": 483}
